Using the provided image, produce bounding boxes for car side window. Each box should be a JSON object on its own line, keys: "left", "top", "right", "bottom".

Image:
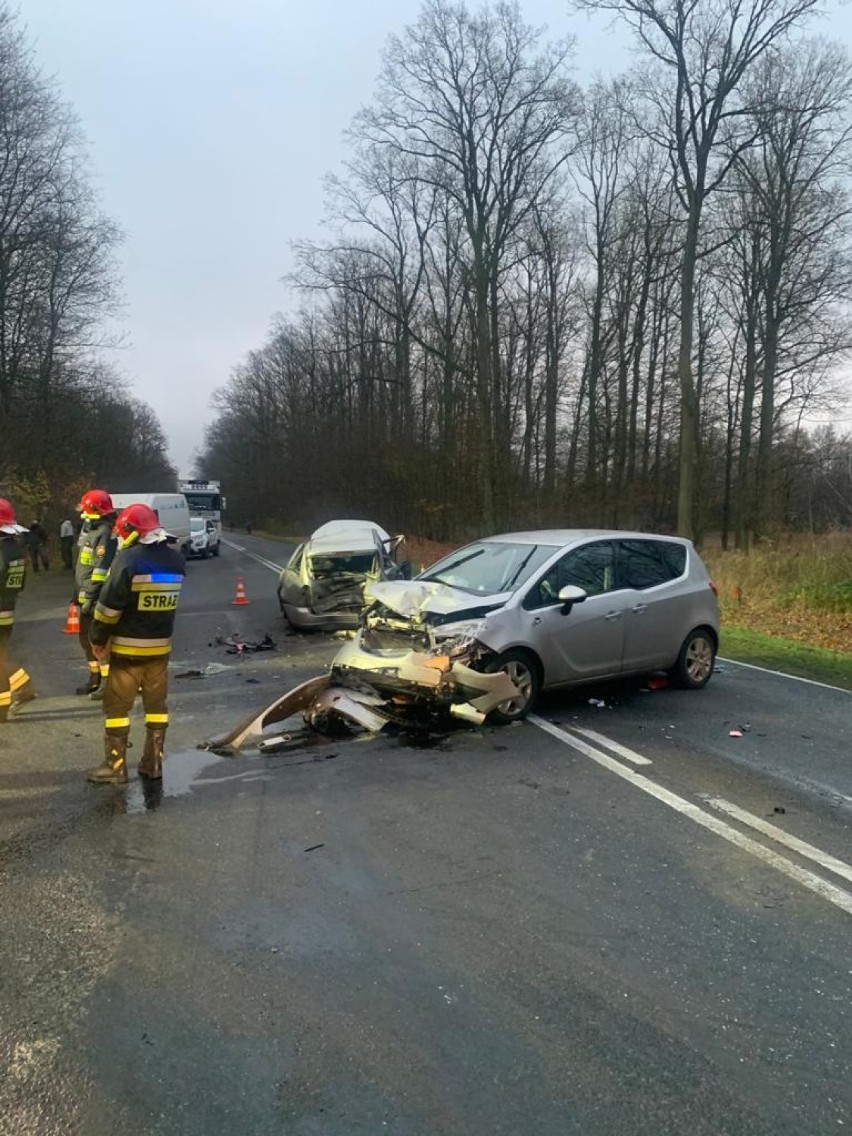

{"left": 524, "top": 541, "right": 616, "bottom": 610}
{"left": 618, "top": 540, "right": 686, "bottom": 589}
{"left": 656, "top": 541, "right": 686, "bottom": 579}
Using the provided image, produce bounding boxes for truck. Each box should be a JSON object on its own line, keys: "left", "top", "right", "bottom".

{"left": 179, "top": 480, "right": 225, "bottom": 536}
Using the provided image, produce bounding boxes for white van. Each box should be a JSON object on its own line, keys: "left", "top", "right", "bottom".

{"left": 110, "top": 493, "right": 192, "bottom": 556}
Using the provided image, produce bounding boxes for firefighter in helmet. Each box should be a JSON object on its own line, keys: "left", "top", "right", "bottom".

{"left": 74, "top": 489, "right": 118, "bottom": 697}
{"left": 0, "top": 498, "right": 36, "bottom": 722}
{"left": 87, "top": 503, "right": 185, "bottom": 784}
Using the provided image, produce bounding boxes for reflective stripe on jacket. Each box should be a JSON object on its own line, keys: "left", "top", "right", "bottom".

{"left": 0, "top": 537, "right": 26, "bottom": 625}
{"left": 75, "top": 517, "right": 118, "bottom": 610}
{"left": 90, "top": 541, "right": 185, "bottom": 658}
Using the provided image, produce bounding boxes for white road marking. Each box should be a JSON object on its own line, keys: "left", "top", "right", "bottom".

{"left": 572, "top": 725, "right": 653, "bottom": 765}
{"left": 222, "top": 539, "right": 284, "bottom": 574}
{"left": 701, "top": 796, "right": 852, "bottom": 885}
{"left": 718, "top": 657, "right": 852, "bottom": 695}
{"left": 530, "top": 714, "right": 852, "bottom": 916}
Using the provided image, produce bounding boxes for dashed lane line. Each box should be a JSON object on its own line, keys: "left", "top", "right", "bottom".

{"left": 701, "top": 796, "right": 852, "bottom": 886}
{"left": 222, "top": 539, "right": 284, "bottom": 574}
{"left": 530, "top": 714, "right": 852, "bottom": 916}
{"left": 571, "top": 725, "right": 653, "bottom": 765}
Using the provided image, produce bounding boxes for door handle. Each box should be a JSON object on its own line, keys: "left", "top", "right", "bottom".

{"left": 632, "top": 603, "right": 647, "bottom": 614}
{"left": 604, "top": 611, "right": 622, "bottom": 621}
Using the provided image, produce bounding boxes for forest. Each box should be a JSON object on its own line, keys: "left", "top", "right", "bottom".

{"left": 199, "top": 0, "right": 852, "bottom": 546}
{"left": 0, "top": 5, "right": 174, "bottom": 523}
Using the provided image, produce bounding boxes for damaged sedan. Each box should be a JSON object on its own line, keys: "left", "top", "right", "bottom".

{"left": 277, "top": 519, "right": 410, "bottom": 631}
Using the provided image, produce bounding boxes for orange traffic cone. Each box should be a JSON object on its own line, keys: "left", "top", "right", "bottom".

{"left": 63, "top": 601, "right": 80, "bottom": 635}
{"left": 231, "top": 577, "right": 250, "bottom": 605}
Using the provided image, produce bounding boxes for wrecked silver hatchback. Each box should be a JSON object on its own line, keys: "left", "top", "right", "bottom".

{"left": 211, "top": 530, "right": 720, "bottom": 752}
{"left": 277, "top": 519, "right": 410, "bottom": 631}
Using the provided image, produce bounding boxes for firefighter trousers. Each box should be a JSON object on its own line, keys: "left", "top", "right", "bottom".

{"left": 103, "top": 656, "right": 169, "bottom": 739}
{"left": 0, "top": 625, "right": 33, "bottom": 720}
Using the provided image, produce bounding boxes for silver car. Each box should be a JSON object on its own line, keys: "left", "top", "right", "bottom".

{"left": 278, "top": 519, "right": 409, "bottom": 631}
{"left": 333, "top": 529, "right": 720, "bottom": 723}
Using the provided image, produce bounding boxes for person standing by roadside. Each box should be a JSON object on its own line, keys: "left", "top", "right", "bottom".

{"left": 0, "top": 499, "right": 37, "bottom": 723}
{"left": 26, "top": 520, "right": 50, "bottom": 571}
{"left": 74, "top": 490, "right": 118, "bottom": 697}
{"left": 59, "top": 517, "right": 75, "bottom": 571}
{"left": 87, "top": 503, "right": 185, "bottom": 784}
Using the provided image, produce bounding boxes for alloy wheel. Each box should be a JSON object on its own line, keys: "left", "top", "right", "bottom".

{"left": 497, "top": 659, "right": 534, "bottom": 716}
{"left": 685, "top": 635, "right": 714, "bottom": 684}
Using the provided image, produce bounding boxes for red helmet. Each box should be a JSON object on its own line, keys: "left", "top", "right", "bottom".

{"left": 113, "top": 503, "right": 160, "bottom": 548}
{"left": 0, "top": 497, "right": 27, "bottom": 534}
{"left": 78, "top": 489, "right": 114, "bottom": 519}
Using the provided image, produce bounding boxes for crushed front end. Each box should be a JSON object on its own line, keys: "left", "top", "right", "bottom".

{"left": 327, "top": 592, "right": 519, "bottom": 727}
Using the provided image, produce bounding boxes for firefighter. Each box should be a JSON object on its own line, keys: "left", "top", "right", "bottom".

{"left": 87, "top": 503, "right": 185, "bottom": 784}
{"left": 0, "top": 499, "right": 36, "bottom": 722}
{"left": 74, "top": 489, "right": 118, "bottom": 697}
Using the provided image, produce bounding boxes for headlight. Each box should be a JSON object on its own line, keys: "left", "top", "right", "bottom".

{"left": 431, "top": 619, "right": 486, "bottom": 652}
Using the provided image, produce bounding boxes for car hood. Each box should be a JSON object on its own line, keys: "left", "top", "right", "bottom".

{"left": 367, "top": 579, "right": 509, "bottom": 622}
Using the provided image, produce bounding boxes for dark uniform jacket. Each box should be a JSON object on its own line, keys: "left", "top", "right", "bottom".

{"left": 90, "top": 540, "right": 185, "bottom": 659}
{"left": 75, "top": 516, "right": 118, "bottom": 612}
{"left": 0, "top": 536, "right": 27, "bottom": 629}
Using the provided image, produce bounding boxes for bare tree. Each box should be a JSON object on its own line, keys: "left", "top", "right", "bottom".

{"left": 575, "top": 0, "right": 821, "bottom": 539}
{"left": 351, "top": 0, "right": 579, "bottom": 527}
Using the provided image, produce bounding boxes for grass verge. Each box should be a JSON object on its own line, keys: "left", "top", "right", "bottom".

{"left": 721, "top": 626, "right": 852, "bottom": 692}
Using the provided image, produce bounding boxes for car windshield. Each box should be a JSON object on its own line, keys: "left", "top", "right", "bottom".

{"left": 420, "top": 541, "right": 558, "bottom": 594}
{"left": 190, "top": 518, "right": 205, "bottom": 532}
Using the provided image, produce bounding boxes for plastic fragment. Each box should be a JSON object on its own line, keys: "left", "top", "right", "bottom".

{"left": 729, "top": 729, "right": 743, "bottom": 738}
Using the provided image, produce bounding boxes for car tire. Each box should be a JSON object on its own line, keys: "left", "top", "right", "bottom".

{"left": 670, "top": 628, "right": 716, "bottom": 689}
{"left": 202, "top": 548, "right": 210, "bottom": 559}
{"left": 483, "top": 649, "right": 541, "bottom": 724}
{"left": 213, "top": 544, "right": 220, "bottom": 557}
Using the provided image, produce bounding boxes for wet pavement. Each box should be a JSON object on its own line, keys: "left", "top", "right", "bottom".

{"left": 1, "top": 535, "right": 850, "bottom": 1135}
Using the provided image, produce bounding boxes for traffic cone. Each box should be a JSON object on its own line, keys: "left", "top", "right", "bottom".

{"left": 231, "top": 577, "right": 250, "bottom": 605}
{"left": 63, "top": 601, "right": 80, "bottom": 635}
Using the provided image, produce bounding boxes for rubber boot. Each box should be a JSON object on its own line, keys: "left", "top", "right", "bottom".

{"left": 87, "top": 735, "right": 129, "bottom": 784}
{"left": 139, "top": 728, "right": 166, "bottom": 780}
{"left": 76, "top": 671, "right": 101, "bottom": 696}
{"left": 10, "top": 683, "right": 37, "bottom": 714}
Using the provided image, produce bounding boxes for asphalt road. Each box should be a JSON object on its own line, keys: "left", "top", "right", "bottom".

{"left": 1, "top": 531, "right": 850, "bottom": 1136}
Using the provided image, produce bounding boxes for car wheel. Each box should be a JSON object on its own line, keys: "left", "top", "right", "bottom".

{"left": 213, "top": 544, "right": 220, "bottom": 557}
{"left": 671, "top": 628, "right": 716, "bottom": 689}
{"left": 202, "top": 548, "right": 210, "bottom": 559}
{"left": 484, "top": 650, "right": 541, "bottom": 724}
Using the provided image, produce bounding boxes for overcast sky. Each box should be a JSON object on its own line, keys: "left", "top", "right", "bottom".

{"left": 19, "top": 0, "right": 850, "bottom": 475}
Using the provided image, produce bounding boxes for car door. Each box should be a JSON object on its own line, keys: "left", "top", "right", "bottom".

{"left": 279, "top": 544, "right": 305, "bottom": 609}
{"left": 518, "top": 540, "right": 629, "bottom": 685}
{"left": 617, "top": 539, "right": 688, "bottom": 671}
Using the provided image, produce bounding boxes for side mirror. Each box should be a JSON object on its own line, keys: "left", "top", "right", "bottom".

{"left": 558, "top": 584, "right": 587, "bottom": 614}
